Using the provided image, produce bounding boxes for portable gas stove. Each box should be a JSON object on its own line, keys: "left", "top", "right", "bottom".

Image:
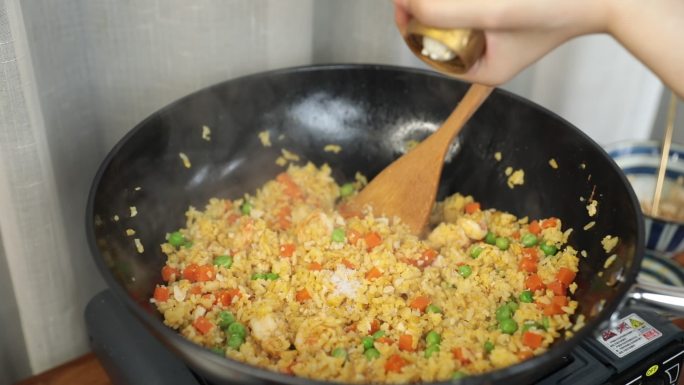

{"left": 86, "top": 290, "right": 684, "bottom": 385}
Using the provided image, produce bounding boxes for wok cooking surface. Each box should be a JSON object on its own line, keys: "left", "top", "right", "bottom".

{"left": 86, "top": 289, "right": 684, "bottom": 385}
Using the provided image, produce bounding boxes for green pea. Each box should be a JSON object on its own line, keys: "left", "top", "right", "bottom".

{"left": 495, "top": 305, "right": 512, "bottom": 322}
{"left": 540, "top": 242, "right": 558, "bottom": 256}
{"left": 168, "top": 231, "right": 186, "bottom": 247}
{"left": 251, "top": 273, "right": 266, "bottom": 280}
{"left": 426, "top": 304, "right": 442, "bottom": 314}
{"left": 218, "top": 311, "right": 235, "bottom": 329}
{"left": 265, "top": 272, "right": 279, "bottom": 280}
{"left": 182, "top": 241, "right": 194, "bottom": 249}
{"left": 499, "top": 318, "right": 518, "bottom": 334}
{"left": 227, "top": 334, "right": 244, "bottom": 350}
{"left": 211, "top": 347, "right": 225, "bottom": 355}
{"left": 424, "top": 344, "right": 440, "bottom": 358}
{"left": 372, "top": 330, "right": 386, "bottom": 339}
{"left": 339, "top": 183, "right": 355, "bottom": 197}
{"left": 240, "top": 201, "right": 252, "bottom": 215}
{"left": 485, "top": 231, "right": 497, "bottom": 245}
{"left": 542, "top": 316, "right": 550, "bottom": 330}
{"left": 426, "top": 331, "right": 441, "bottom": 346}
{"left": 452, "top": 371, "right": 467, "bottom": 380}
{"left": 213, "top": 255, "right": 233, "bottom": 269}
{"left": 362, "top": 336, "right": 375, "bottom": 350}
{"left": 521, "top": 233, "right": 538, "bottom": 247}
{"left": 331, "top": 347, "right": 347, "bottom": 359}
{"left": 519, "top": 291, "right": 534, "bottom": 303}
{"left": 458, "top": 265, "right": 473, "bottom": 278}
{"left": 495, "top": 237, "right": 510, "bottom": 250}
{"left": 507, "top": 301, "right": 519, "bottom": 313}
{"left": 331, "top": 228, "right": 346, "bottom": 243}
{"left": 470, "top": 246, "right": 483, "bottom": 259}
{"left": 484, "top": 341, "right": 495, "bottom": 353}
{"left": 364, "top": 347, "right": 381, "bottom": 360}
{"left": 227, "top": 322, "right": 246, "bottom": 338}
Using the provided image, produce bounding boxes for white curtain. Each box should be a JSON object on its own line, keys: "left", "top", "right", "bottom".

{"left": 0, "top": 0, "right": 662, "bottom": 382}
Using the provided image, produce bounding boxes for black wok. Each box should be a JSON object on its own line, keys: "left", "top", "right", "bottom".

{"left": 86, "top": 64, "right": 644, "bottom": 384}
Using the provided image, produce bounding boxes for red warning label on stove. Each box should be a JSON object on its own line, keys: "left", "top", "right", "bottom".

{"left": 596, "top": 313, "right": 662, "bottom": 358}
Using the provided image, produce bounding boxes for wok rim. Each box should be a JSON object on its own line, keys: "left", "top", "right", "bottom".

{"left": 85, "top": 63, "right": 645, "bottom": 385}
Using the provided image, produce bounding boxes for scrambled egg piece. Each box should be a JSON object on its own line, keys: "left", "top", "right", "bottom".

{"left": 258, "top": 131, "right": 272, "bottom": 147}
{"left": 507, "top": 169, "right": 525, "bottom": 189}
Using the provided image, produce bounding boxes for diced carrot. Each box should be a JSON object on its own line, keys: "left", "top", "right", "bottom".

{"left": 522, "top": 247, "right": 539, "bottom": 259}
{"left": 341, "top": 258, "right": 356, "bottom": 269}
{"left": 525, "top": 274, "right": 545, "bottom": 292}
{"left": 512, "top": 230, "right": 521, "bottom": 240}
{"left": 366, "top": 266, "right": 382, "bottom": 280}
{"left": 376, "top": 337, "right": 394, "bottom": 345}
{"left": 153, "top": 286, "right": 169, "bottom": 302}
{"left": 345, "top": 322, "right": 357, "bottom": 333}
{"left": 541, "top": 217, "right": 558, "bottom": 229}
{"left": 385, "top": 354, "right": 407, "bottom": 373}
{"left": 452, "top": 347, "right": 471, "bottom": 365}
{"left": 277, "top": 206, "right": 292, "bottom": 229}
{"left": 522, "top": 331, "right": 543, "bottom": 350}
{"left": 192, "top": 316, "right": 214, "bottom": 335}
{"left": 280, "top": 243, "right": 296, "bottom": 258}
{"left": 409, "top": 296, "right": 430, "bottom": 312}
{"left": 189, "top": 284, "right": 202, "bottom": 295}
{"left": 347, "top": 229, "right": 362, "bottom": 245}
{"left": 364, "top": 232, "right": 382, "bottom": 251}
{"left": 276, "top": 173, "right": 303, "bottom": 200}
{"left": 556, "top": 267, "right": 576, "bottom": 286}
{"left": 227, "top": 213, "right": 240, "bottom": 224}
{"left": 518, "top": 350, "right": 535, "bottom": 361}
{"left": 195, "top": 265, "right": 215, "bottom": 282}
{"left": 547, "top": 281, "right": 566, "bottom": 296}
{"left": 307, "top": 262, "right": 323, "bottom": 271}
{"left": 218, "top": 289, "right": 240, "bottom": 307}
{"left": 520, "top": 257, "right": 537, "bottom": 273}
{"left": 552, "top": 295, "right": 568, "bottom": 308}
{"left": 183, "top": 263, "right": 200, "bottom": 282}
{"left": 418, "top": 248, "right": 438, "bottom": 267}
{"left": 369, "top": 319, "right": 380, "bottom": 335}
{"left": 296, "top": 289, "right": 312, "bottom": 302}
{"left": 464, "top": 202, "right": 481, "bottom": 214}
{"left": 398, "top": 334, "right": 414, "bottom": 352}
{"left": 528, "top": 221, "right": 542, "bottom": 235}
{"left": 161, "top": 265, "right": 178, "bottom": 282}
{"left": 543, "top": 303, "right": 564, "bottom": 316}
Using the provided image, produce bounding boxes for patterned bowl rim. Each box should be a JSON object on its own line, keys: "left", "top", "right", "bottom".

{"left": 605, "top": 139, "right": 684, "bottom": 226}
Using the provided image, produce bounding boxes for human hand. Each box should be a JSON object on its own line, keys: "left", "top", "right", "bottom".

{"left": 394, "top": 0, "right": 613, "bottom": 85}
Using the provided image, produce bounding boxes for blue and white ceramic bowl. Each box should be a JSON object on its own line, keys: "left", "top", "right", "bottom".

{"left": 605, "top": 140, "right": 684, "bottom": 259}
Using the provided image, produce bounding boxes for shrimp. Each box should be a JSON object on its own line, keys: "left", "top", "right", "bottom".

{"left": 249, "top": 313, "right": 291, "bottom": 355}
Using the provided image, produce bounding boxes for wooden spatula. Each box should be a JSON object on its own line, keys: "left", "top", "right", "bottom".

{"left": 349, "top": 83, "right": 493, "bottom": 235}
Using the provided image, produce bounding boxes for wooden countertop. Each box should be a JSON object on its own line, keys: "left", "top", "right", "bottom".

{"left": 15, "top": 354, "right": 111, "bottom": 385}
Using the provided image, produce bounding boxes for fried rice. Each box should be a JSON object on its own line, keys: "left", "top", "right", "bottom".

{"left": 152, "top": 162, "right": 579, "bottom": 383}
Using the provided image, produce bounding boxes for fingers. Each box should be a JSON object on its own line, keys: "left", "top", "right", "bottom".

{"left": 401, "top": 0, "right": 602, "bottom": 31}
{"left": 393, "top": 1, "right": 410, "bottom": 36}
{"left": 455, "top": 30, "right": 572, "bottom": 85}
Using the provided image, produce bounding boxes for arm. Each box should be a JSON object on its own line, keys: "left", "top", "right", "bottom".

{"left": 395, "top": 0, "right": 684, "bottom": 97}
{"left": 608, "top": 0, "right": 684, "bottom": 98}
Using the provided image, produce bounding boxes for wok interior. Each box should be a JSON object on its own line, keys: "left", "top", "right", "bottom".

{"left": 89, "top": 65, "right": 642, "bottom": 381}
